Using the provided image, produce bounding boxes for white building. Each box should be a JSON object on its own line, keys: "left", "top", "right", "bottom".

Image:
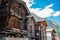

{"left": 27, "top": 15, "right": 35, "bottom": 40}
{"left": 46, "top": 28, "right": 56, "bottom": 40}
{"left": 55, "top": 33, "right": 60, "bottom": 40}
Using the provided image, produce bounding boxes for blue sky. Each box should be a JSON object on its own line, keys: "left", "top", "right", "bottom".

{"left": 23, "top": 0, "right": 60, "bottom": 24}
{"left": 31, "top": 0, "right": 60, "bottom": 11}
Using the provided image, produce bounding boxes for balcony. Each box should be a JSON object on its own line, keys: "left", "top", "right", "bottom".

{"left": 10, "top": 9, "right": 22, "bottom": 19}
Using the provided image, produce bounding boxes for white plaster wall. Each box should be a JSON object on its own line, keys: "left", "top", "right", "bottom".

{"left": 46, "top": 31, "right": 52, "bottom": 40}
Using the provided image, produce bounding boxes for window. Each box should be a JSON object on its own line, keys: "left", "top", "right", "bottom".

{"left": 19, "top": 7, "right": 26, "bottom": 17}
{"left": 30, "top": 26, "right": 32, "bottom": 28}
{"left": 12, "top": 7, "right": 21, "bottom": 16}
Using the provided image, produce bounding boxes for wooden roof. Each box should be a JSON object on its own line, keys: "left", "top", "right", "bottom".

{"left": 35, "top": 20, "right": 48, "bottom": 27}
{"left": 40, "top": 20, "right": 48, "bottom": 27}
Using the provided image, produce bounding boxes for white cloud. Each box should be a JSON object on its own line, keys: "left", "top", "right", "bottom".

{"left": 29, "top": 4, "right": 54, "bottom": 18}
{"left": 23, "top": 0, "right": 35, "bottom": 8}
{"left": 23, "top": 0, "right": 60, "bottom": 18}
{"left": 53, "top": 11, "right": 60, "bottom": 17}
{"left": 45, "top": 4, "right": 53, "bottom": 8}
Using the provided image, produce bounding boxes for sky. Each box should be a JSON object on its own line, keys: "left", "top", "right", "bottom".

{"left": 23, "top": 0, "right": 60, "bottom": 25}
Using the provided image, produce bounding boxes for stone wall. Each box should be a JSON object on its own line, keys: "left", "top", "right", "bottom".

{"left": 0, "top": 37, "right": 28, "bottom": 40}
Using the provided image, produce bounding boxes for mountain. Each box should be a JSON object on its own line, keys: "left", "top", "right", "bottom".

{"left": 31, "top": 13, "right": 60, "bottom": 35}
{"left": 31, "top": 13, "right": 46, "bottom": 22}
{"left": 46, "top": 19, "right": 60, "bottom": 35}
